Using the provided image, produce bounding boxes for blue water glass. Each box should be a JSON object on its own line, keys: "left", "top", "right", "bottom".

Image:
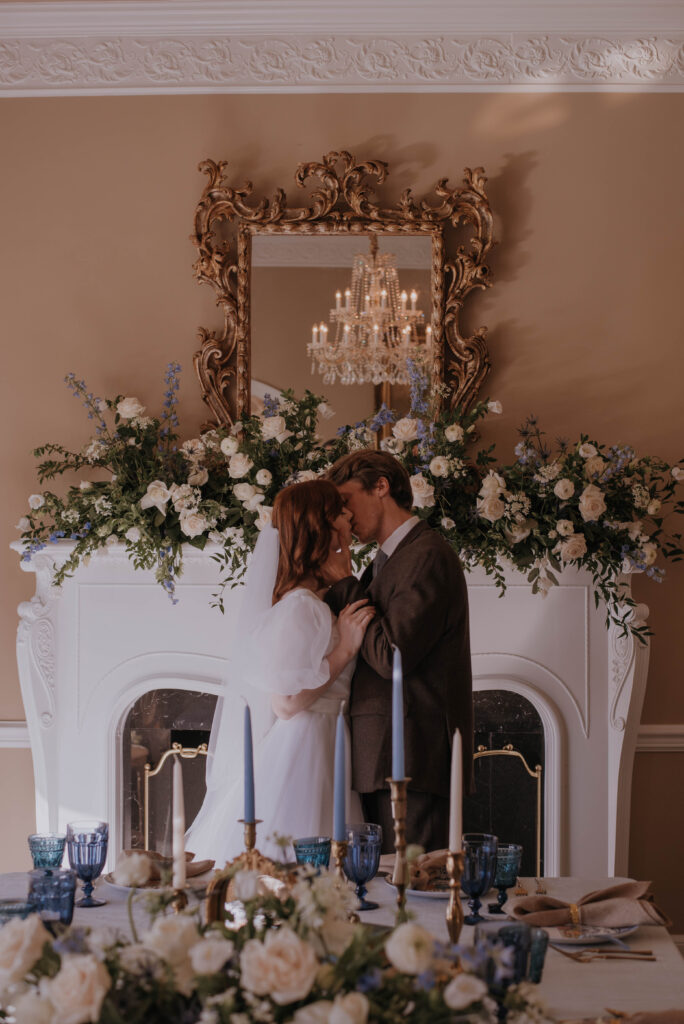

{"left": 460, "top": 832, "right": 498, "bottom": 925}
{"left": 28, "top": 833, "right": 66, "bottom": 870}
{"left": 66, "top": 820, "right": 108, "bottom": 908}
{"left": 528, "top": 926, "right": 549, "bottom": 983}
{"left": 0, "top": 899, "right": 36, "bottom": 924}
{"left": 498, "top": 922, "right": 532, "bottom": 983}
{"left": 293, "top": 836, "right": 331, "bottom": 870}
{"left": 489, "top": 843, "right": 523, "bottom": 914}
{"left": 28, "top": 869, "right": 77, "bottom": 926}
{"left": 343, "top": 823, "right": 382, "bottom": 911}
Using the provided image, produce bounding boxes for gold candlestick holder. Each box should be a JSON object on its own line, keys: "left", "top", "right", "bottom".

{"left": 206, "top": 818, "right": 282, "bottom": 924}
{"left": 331, "top": 837, "right": 349, "bottom": 882}
{"left": 445, "top": 849, "right": 465, "bottom": 944}
{"left": 387, "top": 776, "right": 411, "bottom": 923}
{"left": 171, "top": 887, "right": 188, "bottom": 914}
{"left": 241, "top": 818, "right": 259, "bottom": 853}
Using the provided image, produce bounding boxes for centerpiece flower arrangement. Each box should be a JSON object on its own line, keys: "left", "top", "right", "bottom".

{"left": 0, "top": 859, "right": 549, "bottom": 1024}
{"left": 16, "top": 364, "right": 683, "bottom": 638}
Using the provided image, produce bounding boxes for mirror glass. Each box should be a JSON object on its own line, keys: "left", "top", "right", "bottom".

{"left": 250, "top": 233, "right": 432, "bottom": 439}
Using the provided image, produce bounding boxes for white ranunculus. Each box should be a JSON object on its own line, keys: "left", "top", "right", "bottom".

{"left": 672, "top": 466, "right": 684, "bottom": 482}
{"left": 116, "top": 397, "right": 146, "bottom": 420}
{"left": 559, "top": 533, "right": 587, "bottom": 562}
{"left": 10, "top": 989, "right": 55, "bottom": 1024}
{"left": 0, "top": 915, "right": 51, "bottom": 995}
{"left": 112, "top": 852, "right": 152, "bottom": 888}
{"left": 44, "top": 954, "right": 111, "bottom": 1024}
{"left": 578, "top": 442, "right": 598, "bottom": 458}
{"left": 228, "top": 453, "right": 254, "bottom": 479}
{"left": 220, "top": 436, "right": 239, "bottom": 457}
{"left": 578, "top": 483, "right": 607, "bottom": 522}
{"left": 640, "top": 541, "right": 658, "bottom": 566}
{"left": 233, "top": 870, "right": 260, "bottom": 902}
{"left": 410, "top": 473, "right": 435, "bottom": 509}
{"left": 647, "top": 499, "right": 661, "bottom": 516}
{"left": 189, "top": 936, "right": 234, "bottom": 975}
{"left": 255, "top": 505, "right": 273, "bottom": 531}
{"left": 140, "top": 480, "right": 171, "bottom": 515}
{"left": 477, "top": 493, "right": 505, "bottom": 523}
{"left": 240, "top": 926, "right": 318, "bottom": 1005}
{"left": 15, "top": 517, "right": 30, "bottom": 531}
{"left": 318, "top": 402, "right": 335, "bottom": 420}
{"left": 584, "top": 455, "right": 605, "bottom": 478}
{"left": 233, "top": 483, "right": 256, "bottom": 502}
{"left": 553, "top": 478, "right": 575, "bottom": 500}
{"left": 429, "top": 456, "right": 450, "bottom": 478}
{"left": 444, "top": 423, "right": 464, "bottom": 443}
{"left": 187, "top": 467, "right": 209, "bottom": 487}
{"left": 443, "top": 972, "right": 488, "bottom": 1010}
{"left": 384, "top": 922, "right": 433, "bottom": 975}
{"left": 255, "top": 468, "right": 272, "bottom": 487}
{"left": 180, "top": 509, "right": 209, "bottom": 539}
{"left": 329, "top": 991, "right": 369, "bottom": 1024}
{"left": 28, "top": 494, "right": 45, "bottom": 510}
{"left": 142, "top": 915, "right": 201, "bottom": 967}
{"left": 556, "top": 518, "right": 574, "bottom": 537}
{"left": 479, "top": 471, "right": 506, "bottom": 496}
{"left": 441, "top": 517, "right": 456, "bottom": 530}
{"left": 392, "top": 417, "right": 419, "bottom": 443}
{"left": 293, "top": 1001, "right": 334, "bottom": 1024}
{"left": 124, "top": 526, "right": 141, "bottom": 543}
{"left": 261, "top": 415, "right": 293, "bottom": 444}
{"left": 487, "top": 400, "right": 503, "bottom": 414}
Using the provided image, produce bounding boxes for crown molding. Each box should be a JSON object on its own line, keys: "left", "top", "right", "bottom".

{"left": 635, "top": 724, "right": 684, "bottom": 752}
{"left": 1, "top": 2, "right": 683, "bottom": 94}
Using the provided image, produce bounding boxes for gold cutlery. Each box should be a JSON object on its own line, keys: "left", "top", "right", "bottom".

{"left": 514, "top": 877, "right": 528, "bottom": 896}
{"left": 551, "top": 944, "right": 655, "bottom": 963}
{"left": 534, "top": 877, "right": 547, "bottom": 894}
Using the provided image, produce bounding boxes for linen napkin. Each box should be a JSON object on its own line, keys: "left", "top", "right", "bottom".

{"left": 123, "top": 849, "right": 215, "bottom": 882}
{"left": 503, "top": 881, "right": 671, "bottom": 927}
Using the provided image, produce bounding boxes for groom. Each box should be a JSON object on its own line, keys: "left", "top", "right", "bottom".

{"left": 325, "top": 450, "right": 473, "bottom": 853}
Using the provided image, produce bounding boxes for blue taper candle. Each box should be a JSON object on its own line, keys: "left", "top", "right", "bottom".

{"left": 244, "top": 703, "right": 255, "bottom": 823}
{"left": 392, "top": 645, "right": 405, "bottom": 779}
{"left": 333, "top": 705, "right": 346, "bottom": 841}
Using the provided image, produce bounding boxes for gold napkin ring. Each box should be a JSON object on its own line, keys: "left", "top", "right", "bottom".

{"left": 569, "top": 902, "right": 580, "bottom": 926}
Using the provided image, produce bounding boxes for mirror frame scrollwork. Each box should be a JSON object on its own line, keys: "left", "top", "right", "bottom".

{"left": 192, "top": 151, "right": 494, "bottom": 426}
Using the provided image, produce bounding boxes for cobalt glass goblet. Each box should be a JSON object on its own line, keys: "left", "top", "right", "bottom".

{"left": 343, "top": 823, "right": 382, "bottom": 911}
{"left": 460, "top": 832, "right": 498, "bottom": 925}
{"left": 66, "top": 820, "right": 108, "bottom": 908}
{"left": 489, "top": 843, "right": 523, "bottom": 914}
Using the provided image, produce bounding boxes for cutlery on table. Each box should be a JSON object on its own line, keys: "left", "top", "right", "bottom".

{"left": 514, "top": 877, "right": 528, "bottom": 896}
{"left": 550, "top": 944, "right": 655, "bottom": 962}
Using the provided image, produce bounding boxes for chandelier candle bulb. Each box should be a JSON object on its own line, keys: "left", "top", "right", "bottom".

{"left": 381, "top": 288, "right": 387, "bottom": 308}
{"left": 345, "top": 288, "right": 351, "bottom": 309}
{"left": 448, "top": 729, "right": 463, "bottom": 851}
{"left": 244, "top": 704, "right": 255, "bottom": 823}
{"left": 312, "top": 325, "right": 318, "bottom": 344}
{"left": 410, "top": 289, "right": 417, "bottom": 310}
{"left": 171, "top": 755, "right": 186, "bottom": 890}
{"left": 335, "top": 290, "right": 341, "bottom": 310}
{"left": 391, "top": 646, "right": 405, "bottom": 780}
{"left": 400, "top": 290, "right": 407, "bottom": 311}
{"left": 333, "top": 705, "right": 346, "bottom": 842}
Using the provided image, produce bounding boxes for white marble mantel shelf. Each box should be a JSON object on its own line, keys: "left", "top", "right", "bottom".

{"left": 12, "top": 540, "right": 650, "bottom": 876}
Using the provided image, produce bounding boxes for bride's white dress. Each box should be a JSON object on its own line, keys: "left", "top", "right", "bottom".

{"left": 186, "top": 587, "right": 362, "bottom": 865}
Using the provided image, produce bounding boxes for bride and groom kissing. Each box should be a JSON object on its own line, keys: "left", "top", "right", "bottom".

{"left": 187, "top": 450, "right": 473, "bottom": 863}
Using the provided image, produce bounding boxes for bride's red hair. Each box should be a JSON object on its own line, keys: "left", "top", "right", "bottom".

{"left": 272, "top": 479, "right": 343, "bottom": 603}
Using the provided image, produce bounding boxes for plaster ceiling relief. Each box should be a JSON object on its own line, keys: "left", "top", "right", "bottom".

{"left": 1, "top": 2, "right": 683, "bottom": 93}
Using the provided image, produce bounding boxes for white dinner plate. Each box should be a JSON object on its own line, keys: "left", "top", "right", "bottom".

{"left": 551, "top": 924, "right": 639, "bottom": 945}
{"left": 384, "top": 876, "right": 450, "bottom": 900}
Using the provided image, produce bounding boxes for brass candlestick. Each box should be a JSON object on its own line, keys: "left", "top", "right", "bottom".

{"left": 445, "top": 849, "right": 465, "bottom": 944}
{"left": 206, "top": 818, "right": 281, "bottom": 923}
{"left": 171, "top": 887, "right": 188, "bottom": 914}
{"left": 388, "top": 776, "right": 411, "bottom": 923}
{"left": 331, "top": 838, "right": 349, "bottom": 882}
{"left": 241, "top": 818, "right": 259, "bottom": 853}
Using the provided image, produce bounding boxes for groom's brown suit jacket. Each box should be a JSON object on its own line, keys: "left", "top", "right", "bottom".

{"left": 325, "top": 521, "right": 473, "bottom": 799}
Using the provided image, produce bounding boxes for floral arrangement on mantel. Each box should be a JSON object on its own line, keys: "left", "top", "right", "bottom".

{"left": 16, "top": 363, "right": 683, "bottom": 641}
{"left": 0, "top": 858, "right": 549, "bottom": 1024}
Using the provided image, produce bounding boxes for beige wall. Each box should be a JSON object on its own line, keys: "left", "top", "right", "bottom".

{"left": 1, "top": 93, "right": 682, "bottom": 924}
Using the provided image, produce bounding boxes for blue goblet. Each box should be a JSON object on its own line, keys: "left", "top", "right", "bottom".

{"left": 343, "top": 823, "right": 382, "bottom": 911}
{"left": 489, "top": 843, "right": 523, "bottom": 914}
{"left": 460, "top": 832, "right": 498, "bottom": 925}
{"left": 66, "top": 820, "right": 108, "bottom": 908}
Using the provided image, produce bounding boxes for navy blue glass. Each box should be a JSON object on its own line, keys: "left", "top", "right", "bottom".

{"left": 343, "top": 823, "right": 382, "bottom": 911}
{"left": 460, "top": 832, "right": 498, "bottom": 925}
{"left": 489, "top": 843, "right": 523, "bottom": 914}
{"left": 67, "top": 820, "right": 108, "bottom": 908}
{"left": 28, "top": 869, "right": 76, "bottom": 925}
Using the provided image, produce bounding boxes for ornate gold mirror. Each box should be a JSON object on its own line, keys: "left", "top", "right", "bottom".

{"left": 192, "top": 151, "right": 494, "bottom": 428}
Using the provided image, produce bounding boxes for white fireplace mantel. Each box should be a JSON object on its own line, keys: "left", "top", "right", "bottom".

{"left": 12, "top": 540, "right": 650, "bottom": 875}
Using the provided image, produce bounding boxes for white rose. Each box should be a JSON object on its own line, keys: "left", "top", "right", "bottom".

{"left": 329, "top": 991, "right": 369, "bottom": 1024}
{"left": 255, "top": 469, "right": 272, "bottom": 487}
{"left": 105, "top": 534, "right": 118, "bottom": 547}
{"left": 477, "top": 493, "right": 505, "bottom": 523}
{"left": 578, "top": 442, "right": 598, "bottom": 458}
{"left": 556, "top": 519, "right": 574, "bottom": 536}
{"left": 647, "top": 499, "right": 661, "bottom": 516}
{"left": 672, "top": 466, "right": 684, "bottom": 482}
{"left": 584, "top": 455, "right": 605, "bottom": 478}
{"left": 180, "top": 509, "right": 209, "bottom": 539}
{"left": 318, "top": 916, "right": 356, "bottom": 957}
{"left": 220, "top": 436, "right": 239, "bottom": 457}
{"left": 139, "top": 480, "right": 171, "bottom": 515}
{"left": 579, "top": 483, "right": 607, "bottom": 522}
{"left": 112, "top": 852, "right": 152, "bottom": 888}
{"left": 228, "top": 453, "right": 254, "bottom": 479}
{"left": 429, "top": 456, "right": 450, "bottom": 478}
{"left": 444, "top": 423, "right": 464, "bottom": 443}
{"left": 261, "top": 415, "right": 293, "bottom": 444}
{"left": 28, "top": 494, "right": 45, "bottom": 510}
{"left": 124, "top": 526, "right": 141, "bottom": 543}
{"left": 11, "top": 989, "right": 55, "bottom": 1023}
{"left": 15, "top": 517, "right": 30, "bottom": 531}
{"left": 116, "top": 397, "right": 146, "bottom": 420}
{"left": 239, "top": 926, "right": 318, "bottom": 1005}
{"left": 441, "top": 517, "right": 456, "bottom": 530}
{"left": 255, "top": 505, "right": 273, "bottom": 531}
{"left": 293, "top": 1002, "right": 333, "bottom": 1024}
{"left": 487, "top": 400, "right": 503, "bottom": 414}
{"left": 379, "top": 437, "right": 405, "bottom": 454}
{"left": 318, "top": 402, "right": 335, "bottom": 420}
{"left": 187, "top": 467, "right": 208, "bottom": 487}
{"left": 479, "top": 471, "right": 506, "bottom": 496}
{"left": 640, "top": 541, "right": 658, "bottom": 566}
{"left": 79, "top": 481, "right": 93, "bottom": 491}
{"left": 85, "top": 926, "right": 120, "bottom": 962}
{"left": 118, "top": 944, "right": 165, "bottom": 979}
{"left": 0, "top": 915, "right": 51, "bottom": 994}
{"left": 189, "top": 936, "right": 234, "bottom": 975}
{"left": 45, "top": 954, "right": 111, "bottom": 1024}
{"left": 243, "top": 492, "right": 265, "bottom": 511}
{"left": 142, "top": 915, "right": 201, "bottom": 967}
{"left": 410, "top": 474, "right": 435, "bottom": 509}
{"left": 294, "top": 470, "right": 318, "bottom": 483}
{"left": 443, "top": 973, "right": 488, "bottom": 1010}
{"left": 384, "top": 922, "right": 433, "bottom": 975}
{"left": 170, "top": 483, "right": 195, "bottom": 511}
{"left": 233, "top": 869, "right": 260, "bottom": 902}
{"left": 233, "top": 483, "right": 256, "bottom": 502}
{"left": 553, "top": 478, "right": 575, "bottom": 500}
{"left": 392, "top": 418, "right": 419, "bottom": 443}
{"left": 559, "top": 533, "right": 587, "bottom": 562}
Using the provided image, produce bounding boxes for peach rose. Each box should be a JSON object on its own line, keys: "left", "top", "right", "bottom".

{"left": 228, "top": 453, "right": 254, "bottom": 479}
{"left": 46, "top": 954, "right": 111, "bottom": 1024}
{"left": 240, "top": 926, "right": 318, "bottom": 1006}
{"left": 179, "top": 509, "right": 209, "bottom": 539}
{"left": 409, "top": 474, "right": 435, "bottom": 508}
{"left": 559, "top": 533, "right": 587, "bottom": 561}
{"left": 477, "top": 493, "right": 505, "bottom": 522}
{"left": 0, "top": 915, "right": 51, "bottom": 995}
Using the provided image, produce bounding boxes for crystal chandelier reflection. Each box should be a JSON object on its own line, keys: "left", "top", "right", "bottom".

{"left": 307, "top": 235, "right": 433, "bottom": 386}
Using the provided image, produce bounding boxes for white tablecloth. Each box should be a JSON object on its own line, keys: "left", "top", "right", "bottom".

{"left": 2, "top": 872, "right": 683, "bottom": 1021}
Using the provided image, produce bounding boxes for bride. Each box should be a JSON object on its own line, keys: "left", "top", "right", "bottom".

{"left": 186, "top": 478, "right": 373, "bottom": 864}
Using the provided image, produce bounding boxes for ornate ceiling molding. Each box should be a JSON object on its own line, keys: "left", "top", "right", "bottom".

{"left": 1, "top": 2, "right": 683, "bottom": 94}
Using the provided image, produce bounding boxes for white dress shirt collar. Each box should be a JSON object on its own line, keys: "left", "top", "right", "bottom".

{"left": 380, "top": 516, "right": 420, "bottom": 559}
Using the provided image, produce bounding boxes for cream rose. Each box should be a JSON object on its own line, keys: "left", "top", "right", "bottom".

{"left": 140, "top": 480, "right": 171, "bottom": 515}
{"left": 189, "top": 936, "right": 234, "bottom": 975}
{"left": 228, "top": 453, "right": 254, "bottom": 479}
{"left": 384, "top": 922, "right": 433, "bottom": 975}
{"left": 142, "top": 915, "right": 201, "bottom": 967}
{"left": 220, "top": 436, "right": 239, "bottom": 457}
{"left": 117, "top": 944, "right": 165, "bottom": 979}
{"left": 579, "top": 483, "right": 607, "bottom": 522}
{"left": 441, "top": 517, "right": 456, "bottom": 530}
{"left": 672, "top": 466, "right": 684, "bottom": 482}
{"left": 240, "top": 926, "right": 318, "bottom": 1005}
{"left": 556, "top": 519, "right": 574, "bottom": 537}
{"left": 243, "top": 491, "right": 265, "bottom": 511}
{"left": 116, "top": 397, "right": 146, "bottom": 420}
{"left": 584, "top": 455, "right": 605, "bottom": 478}
{"left": 392, "top": 418, "right": 419, "bottom": 443}
{"left": 479, "top": 471, "right": 506, "bottom": 496}
{"left": 553, "top": 478, "right": 575, "bottom": 500}
{"left": 28, "top": 494, "right": 45, "bottom": 510}
{"left": 647, "top": 499, "right": 661, "bottom": 516}
{"left": 318, "top": 916, "right": 356, "bottom": 957}
{"left": 444, "top": 423, "right": 464, "bottom": 443}
{"left": 293, "top": 1002, "right": 334, "bottom": 1024}
{"left": 504, "top": 520, "right": 533, "bottom": 544}
{"left": 487, "top": 400, "right": 503, "bottom": 414}
{"left": 46, "top": 954, "right": 111, "bottom": 1024}
{"left": 255, "top": 469, "right": 272, "bottom": 487}
{"left": 233, "top": 483, "right": 256, "bottom": 502}
{"left": 187, "top": 467, "right": 209, "bottom": 487}
{"left": 261, "top": 415, "right": 293, "bottom": 444}
{"left": 443, "top": 973, "right": 488, "bottom": 1010}
{"left": 429, "top": 456, "right": 450, "bottom": 478}
{"left": 112, "top": 852, "right": 152, "bottom": 888}
{"left": 15, "top": 516, "right": 30, "bottom": 532}
{"left": 640, "top": 541, "right": 658, "bottom": 566}
{"left": 10, "top": 989, "right": 55, "bottom": 1024}
{"left": 578, "top": 442, "right": 598, "bottom": 458}
{"left": 170, "top": 483, "right": 195, "bottom": 511}
{"left": 329, "top": 991, "right": 369, "bottom": 1024}
{"left": 255, "top": 505, "right": 273, "bottom": 531}
{"left": 79, "top": 481, "right": 93, "bottom": 491}
{"left": 233, "top": 869, "right": 260, "bottom": 902}
{"left": 124, "top": 526, "right": 141, "bottom": 543}
{"left": 410, "top": 473, "right": 435, "bottom": 508}
{"left": 477, "top": 493, "right": 505, "bottom": 523}
{"left": 180, "top": 509, "right": 209, "bottom": 539}
{"left": 0, "top": 915, "right": 51, "bottom": 994}
{"left": 318, "top": 402, "right": 335, "bottom": 420}
{"left": 559, "top": 533, "right": 587, "bottom": 562}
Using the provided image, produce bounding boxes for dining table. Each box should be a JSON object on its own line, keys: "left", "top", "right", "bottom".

{"left": 2, "top": 871, "right": 683, "bottom": 1022}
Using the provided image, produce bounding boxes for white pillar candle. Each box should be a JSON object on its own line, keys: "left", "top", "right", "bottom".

{"left": 172, "top": 755, "right": 186, "bottom": 889}
{"left": 448, "top": 729, "right": 463, "bottom": 851}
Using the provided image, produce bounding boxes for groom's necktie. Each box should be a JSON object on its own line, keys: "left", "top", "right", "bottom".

{"left": 372, "top": 550, "right": 389, "bottom": 579}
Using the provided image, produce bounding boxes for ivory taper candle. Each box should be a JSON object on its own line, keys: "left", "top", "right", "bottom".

{"left": 448, "top": 729, "right": 463, "bottom": 851}
{"left": 391, "top": 646, "right": 405, "bottom": 779}
{"left": 172, "top": 755, "right": 186, "bottom": 889}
